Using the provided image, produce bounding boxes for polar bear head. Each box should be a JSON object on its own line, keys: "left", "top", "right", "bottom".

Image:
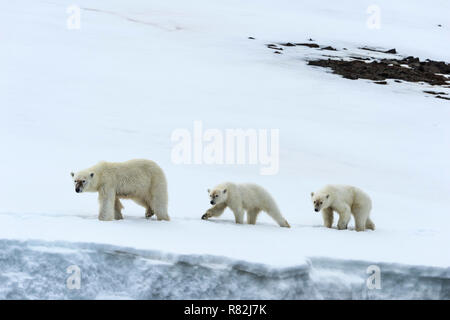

{"left": 311, "top": 192, "right": 331, "bottom": 212}
{"left": 207, "top": 187, "right": 228, "bottom": 206}
{"left": 70, "top": 171, "right": 97, "bottom": 193}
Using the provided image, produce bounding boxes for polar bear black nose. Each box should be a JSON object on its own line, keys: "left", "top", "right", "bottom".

{"left": 76, "top": 188, "right": 81, "bottom": 193}
{"left": 210, "top": 201, "right": 214, "bottom": 205}
{"left": 314, "top": 208, "right": 319, "bottom": 212}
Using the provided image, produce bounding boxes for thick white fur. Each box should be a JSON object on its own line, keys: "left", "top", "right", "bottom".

{"left": 311, "top": 184, "right": 374, "bottom": 231}
{"left": 202, "top": 182, "right": 290, "bottom": 228}
{"left": 71, "top": 159, "right": 169, "bottom": 221}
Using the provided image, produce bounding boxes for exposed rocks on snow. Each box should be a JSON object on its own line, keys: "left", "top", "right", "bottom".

{"left": 265, "top": 40, "right": 450, "bottom": 100}
{"left": 321, "top": 46, "right": 337, "bottom": 51}
{"left": 360, "top": 47, "right": 397, "bottom": 54}
{"left": 308, "top": 57, "right": 450, "bottom": 86}
{"left": 267, "top": 44, "right": 283, "bottom": 51}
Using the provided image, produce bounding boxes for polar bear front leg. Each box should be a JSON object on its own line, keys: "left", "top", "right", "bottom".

{"left": 336, "top": 205, "right": 351, "bottom": 230}
{"left": 321, "top": 207, "right": 333, "bottom": 228}
{"left": 231, "top": 206, "right": 244, "bottom": 224}
{"left": 202, "top": 203, "right": 226, "bottom": 220}
{"left": 98, "top": 189, "right": 115, "bottom": 221}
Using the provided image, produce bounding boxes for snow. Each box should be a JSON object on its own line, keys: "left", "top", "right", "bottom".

{"left": 0, "top": 0, "right": 449, "bottom": 299}
{"left": 1, "top": 239, "right": 448, "bottom": 299}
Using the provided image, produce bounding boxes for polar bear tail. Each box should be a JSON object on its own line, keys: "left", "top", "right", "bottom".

{"left": 365, "top": 218, "right": 375, "bottom": 230}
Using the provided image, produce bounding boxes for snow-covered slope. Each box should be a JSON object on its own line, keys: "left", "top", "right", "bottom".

{"left": 0, "top": 0, "right": 449, "bottom": 299}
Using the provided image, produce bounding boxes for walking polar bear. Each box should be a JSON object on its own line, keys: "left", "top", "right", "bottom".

{"left": 311, "top": 184, "right": 374, "bottom": 231}
{"left": 71, "top": 159, "right": 170, "bottom": 221}
{"left": 202, "top": 182, "right": 290, "bottom": 228}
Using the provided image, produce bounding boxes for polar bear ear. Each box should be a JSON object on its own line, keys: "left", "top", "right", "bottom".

{"left": 90, "top": 172, "right": 94, "bottom": 178}
{"left": 70, "top": 172, "right": 74, "bottom": 177}
{"left": 310, "top": 192, "right": 314, "bottom": 197}
{"left": 326, "top": 194, "right": 329, "bottom": 198}
{"left": 223, "top": 189, "right": 227, "bottom": 194}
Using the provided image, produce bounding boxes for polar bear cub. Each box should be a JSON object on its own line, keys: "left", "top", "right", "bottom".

{"left": 311, "top": 184, "right": 374, "bottom": 231}
{"left": 71, "top": 159, "right": 170, "bottom": 221}
{"left": 202, "top": 182, "right": 290, "bottom": 228}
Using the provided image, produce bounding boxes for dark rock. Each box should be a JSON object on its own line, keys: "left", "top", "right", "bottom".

{"left": 308, "top": 56, "right": 450, "bottom": 86}
{"left": 295, "top": 43, "right": 320, "bottom": 48}
{"left": 360, "top": 47, "right": 379, "bottom": 52}
{"left": 360, "top": 47, "right": 397, "bottom": 54}
{"left": 350, "top": 56, "right": 371, "bottom": 61}
{"left": 267, "top": 44, "right": 283, "bottom": 50}
{"left": 321, "top": 46, "right": 337, "bottom": 51}
{"left": 424, "top": 91, "right": 447, "bottom": 95}
{"left": 248, "top": 37, "right": 255, "bottom": 40}
{"left": 280, "top": 42, "right": 296, "bottom": 47}
{"left": 384, "top": 59, "right": 400, "bottom": 65}
{"left": 406, "top": 56, "right": 420, "bottom": 63}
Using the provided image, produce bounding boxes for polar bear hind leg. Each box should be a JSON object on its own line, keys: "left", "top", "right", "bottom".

{"left": 265, "top": 207, "right": 290, "bottom": 228}
{"left": 148, "top": 190, "right": 169, "bottom": 221}
{"left": 114, "top": 197, "right": 124, "bottom": 220}
{"left": 246, "top": 209, "right": 260, "bottom": 225}
{"left": 365, "top": 218, "right": 375, "bottom": 230}
{"left": 145, "top": 206, "right": 154, "bottom": 219}
{"left": 147, "top": 198, "right": 169, "bottom": 221}
{"left": 354, "top": 214, "right": 367, "bottom": 232}
{"left": 352, "top": 202, "right": 372, "bottom": 231}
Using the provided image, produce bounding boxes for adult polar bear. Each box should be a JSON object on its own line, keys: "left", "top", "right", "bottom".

{"left": 311, "top": 184, "right": 374, "bottom": 231}
{"left": 202, "top": 182, "right": 290, "bottom": 228}
{"left": 71, "top": 159, "right": 170, "bottom": 221}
